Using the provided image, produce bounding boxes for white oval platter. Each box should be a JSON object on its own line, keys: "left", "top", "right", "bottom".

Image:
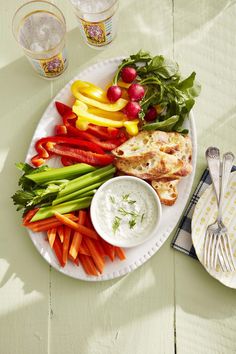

{"left": 26, "top": 57, "right": 197, "bottom": 281}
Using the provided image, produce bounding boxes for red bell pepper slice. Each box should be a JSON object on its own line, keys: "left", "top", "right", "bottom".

{"left": 69, "top": 130, "right": 122, "bottom": 151}
{"left": 35, "top": 136, "right": 104, "bottom": 157}
{"left": 55, "top": 101, "right": 72, "bottom": 116}
{"left": 31, "top": 136, "right": 105, "bottom": 166}
{"left": 55, "top": 125, "right": 67, "bottom": 135}
{"left": 55, "top": 101, "right": 128, "bottom": 146}
{"left": 60, "top": 156, "right": 76, "bottom": 166}
{"left": 46, "top": 143, "right": 114, "bottom": 166}
{"left": 31, "top": 156, "right": 46, "bottom": 167}
{"left": 62, "top": 111, "right": 77, "bottom": 126}
{"left": 86, "top": 125, "right": 120, "bottom": 139}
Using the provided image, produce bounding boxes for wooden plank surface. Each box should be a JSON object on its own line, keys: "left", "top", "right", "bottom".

{"left": 50, "top": 1, "right": 175, "bottom": 353}
{"left": 1, "top": 0, "right": 236, "bottom": 353}
{"left": 174, "top": 1, "right": 236, "bottom": 353}
{"left": 0, "top": 2, "right": 51, "bottom": 353}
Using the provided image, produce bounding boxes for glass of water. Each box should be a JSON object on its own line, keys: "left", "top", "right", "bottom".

{"left": 70, "top": 0, "right": 119, "bottom": 49}
{"left": 12, "top": 0, "right": 68, "bottom": 79}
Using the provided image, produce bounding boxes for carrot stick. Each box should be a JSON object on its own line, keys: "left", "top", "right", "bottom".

{"left": 69, "top": 210, "right": 87, "bottom": 260}
{"left": 94, "top": 239, "right": 106, "bottom": 259}
{"left": 53, "top": 237, "right": 65, "bottom": 267}
{"left": 78, "top": 254, "right": 98, "bottom": 276}
{"left": 28, "top": 221, "right": 65, "bottom": 233}
{"left": 78, "top": 241, "right": 90, "bottom": 256}
{"left": 57, "top": 225, "right": 64, "bottom": 243}
{"left": 26, "top": 214, "right": 77, "bottom": 232}
{"left": 69, "top": 254, "right": 79, "bottom": 266}
{"left": 84, "top": 238, "right": 105, "bottom": 274}
{"left": 54, "top": 211, "right": 98, "bottom": 239}
{"left": 62, "top": 226, "right": 71, "bottom": 265}
{"left": 47, "top": 228, "right": 57, "bottom": 248}
{"left": 100, "top": 239, "right": 115, "bottom": 261}
{"left": 22, "top": 208, "right": 39, "bottom": 225}
{"left": 85, "top": 211, "right": 93, "bottom": 229}
{"left": 69, "top": 232, "right": 82, "bottom": 259}
{"left": 115, "top": 246, "right": 126, "bottom": 260}
{"left": 74, "top": 256, "right": 79, "bottom": 266}
{"left": 78, "top": 210, "right": 87, "bottom": 225}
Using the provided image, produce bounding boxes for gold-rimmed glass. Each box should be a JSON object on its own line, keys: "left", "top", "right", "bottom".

{"left": 70, "top": 0, "right": 119, "bottom": 49}
{"left": 12, "top": 0, "right": 68, "bottom": 79}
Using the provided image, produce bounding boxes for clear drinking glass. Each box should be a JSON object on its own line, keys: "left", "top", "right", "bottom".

{"left": 70, "top": 0, "right": 119, "bottom": 49}
{"left": 12, "top": 0, "right": 68, "bottom": 79}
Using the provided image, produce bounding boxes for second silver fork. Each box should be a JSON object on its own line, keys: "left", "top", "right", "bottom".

{"left": 204, "top": 148, "right": 235, "bottom": 272}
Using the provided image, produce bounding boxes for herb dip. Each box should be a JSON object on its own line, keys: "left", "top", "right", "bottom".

{"left": 90, "top": 176, "right": 162, "bottom": 247}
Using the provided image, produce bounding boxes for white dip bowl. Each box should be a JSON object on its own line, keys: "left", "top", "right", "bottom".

{"left": 90, "top": 176, "right": 162, "bottom": 248}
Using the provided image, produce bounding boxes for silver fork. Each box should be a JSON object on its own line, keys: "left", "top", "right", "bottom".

{"left": 204, "top": 149, "right": 235, "bottom": 272}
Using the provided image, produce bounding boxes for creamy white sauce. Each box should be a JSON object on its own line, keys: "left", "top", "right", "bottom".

{"left": 93, "top": 178, "right": 159, "bottom": 243}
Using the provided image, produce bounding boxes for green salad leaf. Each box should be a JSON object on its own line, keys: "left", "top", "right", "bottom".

{"left": 112, "top": 50, "right": 201, "bottom": 133}
{"left": 12, "top": 163, "right": 64, "bottom": 213}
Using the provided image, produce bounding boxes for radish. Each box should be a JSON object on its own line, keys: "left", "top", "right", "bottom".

{"left": 121, "top": 67, "right": 137, "bottom": 83}
{"left": 124, "top": 102, "right": 141, "bottom": 119}
{"left": 145, "top": 106, "right": 157, "bottom": 121}
{"left": 107, "top": 85, "right": 122, "bottom": 102}
{"left": 128, "top": 83, "right": 145, "bottom": 101}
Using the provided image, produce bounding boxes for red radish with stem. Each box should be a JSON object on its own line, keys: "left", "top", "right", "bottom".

{"left": 124, "top": 101, "right": 141, "bottom": 119}
{"left": 128, "top": 83, "right": 145, "bottom": 101}
{"left": 121, "top": 67, "right": 137, "bottom": 83}
{"left": 107, "top": 85, "right": 122, "bottom": 102}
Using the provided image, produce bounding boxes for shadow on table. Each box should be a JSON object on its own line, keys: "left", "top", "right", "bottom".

{"left": 0, "top": 28, "right": 98, "bottom": 117}
{"left": 173, "top": 0, "right": 233, "bottom": 42}
{"left": 43, "top": 240, "right": 175, "bottom": 353}
{"left": 174, "top": 251, "right": 236, "bottom": 320}
{"left": 0, "top": 26, "right": 99, "bottom": 290}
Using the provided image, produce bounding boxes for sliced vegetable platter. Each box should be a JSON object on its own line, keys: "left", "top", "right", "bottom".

{"left": 24, "top": 57, "right": 197, "bottom": 281}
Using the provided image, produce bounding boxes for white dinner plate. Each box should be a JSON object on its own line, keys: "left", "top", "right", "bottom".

{"left": 192, "top": 171, "right": 236, "bottom": 288}
{"left": 26, "top": 57, "right": 197, "bottom": 281}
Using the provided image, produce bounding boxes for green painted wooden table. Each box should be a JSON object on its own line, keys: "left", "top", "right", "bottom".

{"left": 1, "top": 0, "right": 236, "bottom": 353}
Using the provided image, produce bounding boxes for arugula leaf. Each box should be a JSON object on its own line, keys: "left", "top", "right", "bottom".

{"left": 143, "top": 115, "right": 179, "bottom": 131}
{"left": 148, "top": 56, "right": 179, "bottom": 79}
{"left": 112, "top": 50, "right": 152, "bottom": 85}
{"left": 178, "top": 72, "right": 196, "bottom": 90}
{"left": 112, "top": 50, "right": 200, "bottom": 132}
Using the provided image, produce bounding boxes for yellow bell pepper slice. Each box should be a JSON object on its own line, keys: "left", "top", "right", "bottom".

{"left": 73, "top": 102, "right": 139, "bottom": 136}
{"left": 73, "top": 106, "right": 124, "bottom": 130}
{"left": 75, "top": 91, "right": 127, "bottom": 112}
{"left": 87, "top": 107, "right": 126, "bottom": 121}
{"left": 73, "top": 100, "right": 125, "bottom": 121}
{"left": 106, "top": 81, "right": 131, "bottom": 89}
{"left": 71, "top": 80, "right": 109, "bottom": 103}
{"left": 71, "top": 83, "right": 127, "bottom": 112}
{"left": 123, "top": 120, "right": 139, "bottom": 136}
{"left": 73, "top": 100, "right": 88, "bottom": 110}
{"left": 117, "top": 80, "right": 131, "bottom": 89}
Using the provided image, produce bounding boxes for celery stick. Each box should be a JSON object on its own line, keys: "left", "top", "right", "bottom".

{"left": 31, "top": 197, "right": 92, "bottom": 222}
{"left": 78, "top": 190, "right": 96, "bottom": 198}
{"left": 59, "top": 165, "right": 115, "bottom": 197}
{"left": 52, "top": 179, "right": 109, "bottom": 205}
{"left": 26, "top": 163, "right": 96, "bottom": 184}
